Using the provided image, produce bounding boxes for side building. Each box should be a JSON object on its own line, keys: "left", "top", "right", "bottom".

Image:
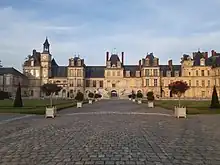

{"left": 22, "top": 38, "right": 220, "bottom": 99}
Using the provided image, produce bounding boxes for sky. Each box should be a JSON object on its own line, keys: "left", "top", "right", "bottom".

{"left": 1, "top": 0, "right": 220, "bottom": 71}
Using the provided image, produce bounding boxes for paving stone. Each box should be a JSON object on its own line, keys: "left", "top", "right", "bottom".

{"left": 0, "top": 100, "right": 220, "bottom": 165}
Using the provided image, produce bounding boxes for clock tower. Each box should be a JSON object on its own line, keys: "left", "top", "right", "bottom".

{"left": 41, "top": 37, "right": 52, "bottom": 85}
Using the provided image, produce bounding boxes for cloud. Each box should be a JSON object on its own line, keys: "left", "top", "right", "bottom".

{"left": 0, "top": 1, "right": 220, "bottom": 71}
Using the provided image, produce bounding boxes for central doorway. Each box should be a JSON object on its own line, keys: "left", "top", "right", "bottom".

{"left": 111, "top": 90, "right": 118, "bottom": 97}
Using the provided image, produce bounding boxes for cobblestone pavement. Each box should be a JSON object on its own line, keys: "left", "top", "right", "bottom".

{"left": 0, "top": 100, "right": 220, "bottom": 165}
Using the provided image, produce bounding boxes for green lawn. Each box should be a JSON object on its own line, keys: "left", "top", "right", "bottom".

{"left": 0, "top": 99, "right": 79, "bottom": 115}
{"left": 144, "top": 100, "right": 220, "bottom": 115}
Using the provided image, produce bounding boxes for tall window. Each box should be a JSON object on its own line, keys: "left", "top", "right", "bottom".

{"left": 70, "top": 69, "right": 73, "bottom": 77}
{"left": 100, "top": 80, "right": 103, "bottom": 88}
{"left": 153, "top": 69, "right": 158, "bottom": 76}
{"left": 77, "top": 69, "right": 82, "bottom": 77}
{"left": 208, "top": 80, "right": 210, "bottom": 87}
{"left": 146, "top": 79, "right": 149, "bottom": 86}
{"left": 35, "top": 70, "right": 40, "bottom": 78}
{"left": 93, "top": 80, "right": 96, "bottom": 87}
{"left": 196, "top": 80, "right": 199, "bottom": 86}
{"left": 117, "top": 71, "right": 120, "bottom": 76}
{"left": 189, "top": 80, "right": 191, "bottom": 86}
{"left": 196, "top": 70, "right": 199, "bottom": 76}
{"left": 154, "top": 79, "right": 157, "bottom": 87}
{"left": 145, "top": 69, "right": 149, "bottom": 76}
{"left": 207, "top": 70, "right": 210, "bottom": 76}
{"left": 86, "top": 80, "right": 90, "bottom": 87}
{"left": 202, "top": 80, "right": 205, "bottom": 87}
{"left": 107, "top": 71, "right": 110, "bottom": 76}
{"left": 77, "top": 79, "right": 81, "bottom": 87}
{"left": 112, "top": 71, "right": 115, "bottom": 76}
{"left": 69, "top": 80, "right": 74, "bottom": 87}
{"left": 201, "top": 70, "right": 205, "bottom": 76}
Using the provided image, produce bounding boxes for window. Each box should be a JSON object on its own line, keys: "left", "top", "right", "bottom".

{"left": 196, "top": 70, "right": 198, "bottom": 76}
{"left": 31, "top": 60, "right": 34, "bottom": 66}
{"left": 202, "top": 91, "right": 205, "bottom": 97}
{"left": 154, "top": 79, "right": 157, "bottom": 87}
{"left": 126, "top": 71, "right": 130, "bottom": 77}
{"left": 35, "top": 70, "right": 40, "bottom": 78}
{"left": 107, "top": 71, "right": 110, "bottom": 76}
{"left": 202, "top": 80, "right": 205, "bottom": 87}
{"left": 207, "top": 70, "right": 210, "bottom": 76}
{"left": 112, "top": 71, "right": 115, "bottom": 76}
{"left": 93, "top": 80, "right": 96, "bottom": 87}
{"left": 5, "top": 76, "right": 10, "bottom": 85}
{"left": 70, "top": 69, "right": 73, "bottom": 77}
{"left": 30, "top": 70, "right": 34, "bottom": 76}
{"left": 166, "top": 71, "right": 171, "bottom": 77}
{"left": 112, "top": 83, "right": 116, "bottom": 88}
{"left": 208, "top": 80, "right": 210, "bottom": 87}
{"left": 86, "top": 80, "right": 90, "bottom": 87}
{"left": 117, "top": 71, "right": 120, "bottom": 76}
{"left": 145, "top": 69, "right": 149, "bottom": 76}
{"left": 146, "top": 79, "right": 149, "bottom": 86}
{"left": 77, "top": 69, "right": 82, "bottom": 77}
{"left": 153, "top": 69, "right": 158, "bottom": 76}
{"left": 189, "top": 80, "right": 191, "bottom": 86}
{"left": 77, "top": 79, "right": 81, "bottom": 87}
{"left": 201, "top": 70, "right": 205, "bottom": 76}
{"left": 189, "top": 72, "right": 191, "bottom": 76}
{"left": 175, "top": 71, "right": 179, "bottom": 77}
{"left": 196, "top": 80, "right": 199, "bottom": 86}
{"left": 100, "top": 80, "right": 103, "bottom": 88}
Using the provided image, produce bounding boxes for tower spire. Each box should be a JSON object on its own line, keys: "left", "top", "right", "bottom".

{"left": 43, "top": 37, "right": 50, "bottom": 53}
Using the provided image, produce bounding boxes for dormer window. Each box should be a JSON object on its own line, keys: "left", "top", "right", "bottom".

{"left": 136, "top": 71, "right": 140, "bottom": 77}
{"left": 175, "top": 71, "right": 179, "bottom": 77}
{"left": 126, "top": 71, "right": 130, "bottom": 77}
{"left": 31, "top": 58, "right": 34, "bottom": 66}
{"left": 166, "top": 70, "right": 171, "bottom": 77}
{"left": 77, "top": 59, "right": 81, "bottom": 66}
{"left": 146, "top": 58, "right": 150, "bottom": 66}
{"left": 200, "top": 58, "right": 205, "bottom": 66}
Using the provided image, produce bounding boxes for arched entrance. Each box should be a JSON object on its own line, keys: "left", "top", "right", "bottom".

{"left": 111, "top": 90, "right": 118, "bottom": 97}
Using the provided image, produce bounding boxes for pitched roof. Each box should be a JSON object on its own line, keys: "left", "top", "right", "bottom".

{"left": 124, "top": 65, "right": 140, "bottom": 77}
{"left": 159, "top": 65, "right": 181, "bottom": 77}
{"left": 51, "top": 66, "right": 68, "bottom": 77}
{"left": 109, "top": 54, "right": 120, "bottom": 65}
{"left": 85, "top": 66, "right": 105, "bottom": 78}
{"left": 0, "top": 67, "right": 27, "bottom": 78}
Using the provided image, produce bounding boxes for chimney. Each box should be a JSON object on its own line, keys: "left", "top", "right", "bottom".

{"left": 121, "top": 52, "right": 124, "bottom": 65}
{"left": 106, "top": 51, "right": 109, "bottom": 61}
{"left": 211, "top": 50, "right": 216, "bottom": 56}
{"left": 33, "top": 49, "right": 36, "bottom": 55}
{"left": 168, "top": 60, "right": 172, "bottom": 69}
{"left": 139, "top": 60, "right": 141, "bottom": 69}
{"left": 204, "top": 52, "right": 208, "bottom": 59}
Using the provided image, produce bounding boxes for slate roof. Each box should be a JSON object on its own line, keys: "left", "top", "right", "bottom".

{"left": 0, "top": 67, "right": 27, "bottom": 78}
{"left": 124, "top": 65, "right": 140, "bottom": 77}
{"left": 159, "top": 65, "right": 181, "bottom": 77}
{"left": 109, "top": 54, "right": 120, "bottom": 65}
{"left": 85, "top": 66, "right": 105, "bottom": 78}
{"left": 51, "top": 66, "right": 68, "bottom": 78}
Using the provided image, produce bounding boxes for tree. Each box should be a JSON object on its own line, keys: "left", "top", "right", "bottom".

{"left": 168, "top": 81, "right": 190, "bottom": 107}
{"left": 88, "top": 92, "right": 94, "bottom": 99}
{"left": 210, "top": 85, "right": 219, "bottom": 108}
{"left": 137, "top": 92, "right": 143, "bottom": 99}
{"left": 41, "top": 83, "right": 62, "bottom": 107}
{"left": 75, "top": 91, "right": 84, "bottom": 102}
{"left": 13, "top": 83, "right": 23, "bottom": 107}
{"left": 147, "top": 91, "right": 154, "bottom": 101}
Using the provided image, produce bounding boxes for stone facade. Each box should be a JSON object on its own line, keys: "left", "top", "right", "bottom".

{"left": 23, "top": 38, "right": 220, "bottom": 99}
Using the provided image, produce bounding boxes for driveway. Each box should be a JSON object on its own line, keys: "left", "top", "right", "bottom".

{"left": 0, "top": 100, "right": 220, "bottom": 165}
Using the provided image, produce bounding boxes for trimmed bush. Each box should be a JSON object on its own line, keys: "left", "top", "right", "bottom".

{"left": 137, "top": 92, "right": 143, "bottom": 99}
{"left": 75, "top": 91, "right": 84, "bottom": 102}
{"left": 88, "top": 92, "right": 94, "bottom": 99}
{"left": 147, "top": 91, "right": 154, "bottom": 101}
{"left": 210, "top": 85, "right": 220, "bottom": 109}
{"left": 13, "top": 83, "right": 23, "bottom": 107}
{"left": 41, "top": 83, "right": 62, "bottom": 107}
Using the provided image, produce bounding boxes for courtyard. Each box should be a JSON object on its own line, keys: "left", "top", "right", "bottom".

{"left": 0, "top": 100, "right": 220, "bottom": 165}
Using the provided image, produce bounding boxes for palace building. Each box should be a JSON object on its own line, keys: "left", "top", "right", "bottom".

{"left": 23, "top": 38, "right": 220, "bottom": 99}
